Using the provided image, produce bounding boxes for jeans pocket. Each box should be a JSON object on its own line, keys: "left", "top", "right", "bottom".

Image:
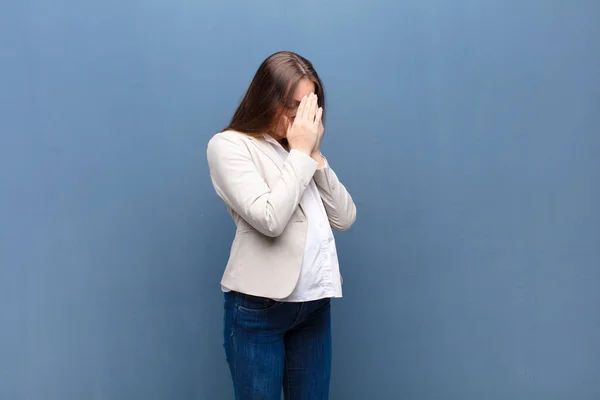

{"left": 237, "top": 292, "right": 283, "bottom": 314}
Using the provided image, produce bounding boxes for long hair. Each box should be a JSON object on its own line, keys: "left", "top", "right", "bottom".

{"left": 225, "top": 51, "right": 325, "bottom": 135}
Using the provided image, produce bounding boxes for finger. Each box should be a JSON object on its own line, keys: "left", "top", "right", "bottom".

{"left": 295, "top": 95, "right": 308, "bottom": 122}
{"left": 296, "top": 94, "right": 311, "bottom": 120}
{"left": 306, "top": 94, "right": 317, "bottom": 122}
{"left": 314, "top": 106, "right": 323, "bottom": 126}
{"left": 300, "top": 93, "right": 313, "bottom": 121}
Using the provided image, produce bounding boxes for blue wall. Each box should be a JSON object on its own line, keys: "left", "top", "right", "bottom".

{"left": 1, "top": 1, "right": 599, "bottom": 399}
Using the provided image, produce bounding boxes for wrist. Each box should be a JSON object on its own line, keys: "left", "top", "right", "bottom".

{"left": 290, "top": 144, "right": 313, "bottom": 156}
{"left": 311, "top": 152, "right": 325, "bottom": 168}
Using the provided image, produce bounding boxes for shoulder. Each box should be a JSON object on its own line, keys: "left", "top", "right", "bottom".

{"left": 207, "top": 130, "right": 253, "bottom": 155}
{"left": 208, "top": 129, "right": 250, "bottom": 148}
{"left": 206, "top": 130, "right": 267, "bottom": 168}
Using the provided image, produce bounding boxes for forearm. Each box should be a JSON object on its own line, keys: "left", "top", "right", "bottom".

{"left": 313, "top": 156, "right": 357, "bottom": 230}
{"left": 208, "top": 134, "right": 318, "bottom": 237}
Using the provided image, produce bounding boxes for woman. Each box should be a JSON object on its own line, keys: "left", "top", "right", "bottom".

{"left": 206, "top": 51, "right": 356, "bottom": 400}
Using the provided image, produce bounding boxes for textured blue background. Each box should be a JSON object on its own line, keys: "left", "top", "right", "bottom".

{"left": 1, "top": 1, "right": 599, "bottom": 399}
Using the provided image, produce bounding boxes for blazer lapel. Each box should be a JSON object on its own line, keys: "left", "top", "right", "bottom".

{"left": 248, "top": 135, "right": 307, "bottom": 217}
{"left": 248, "top": 135, "right": 284, "bottom": 171}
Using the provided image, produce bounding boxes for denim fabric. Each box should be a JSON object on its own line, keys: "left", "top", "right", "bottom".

{"left": 223, "top": 291, "right": 332, "bottom": 400}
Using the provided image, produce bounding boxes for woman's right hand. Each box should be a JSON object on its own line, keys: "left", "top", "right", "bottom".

{"left": 286, "top": 93, "right": 323, "bottom": 156}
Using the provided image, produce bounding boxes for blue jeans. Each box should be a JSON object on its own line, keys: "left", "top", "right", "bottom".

{"left": 223, "top": 291, "right": 332, "bottom": 400}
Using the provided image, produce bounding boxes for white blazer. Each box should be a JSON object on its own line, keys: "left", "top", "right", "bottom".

{"left": 206, "top": 130, "right": 356, "bottom": 299}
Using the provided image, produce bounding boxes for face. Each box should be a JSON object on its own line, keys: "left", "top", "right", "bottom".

{"left": 272, "top": 78, "right": 316, "bottom": 140}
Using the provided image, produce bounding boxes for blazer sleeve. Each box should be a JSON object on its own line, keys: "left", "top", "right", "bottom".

{"left": 207, "top": 132, "right": 318, "bottom": 237}
{"left": 313, "top": 157, "right": 357, "bottom": 231}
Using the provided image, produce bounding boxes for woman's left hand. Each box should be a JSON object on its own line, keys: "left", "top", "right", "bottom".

{"left": 311, "top": 117, "right": 325, "bottom": 166}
